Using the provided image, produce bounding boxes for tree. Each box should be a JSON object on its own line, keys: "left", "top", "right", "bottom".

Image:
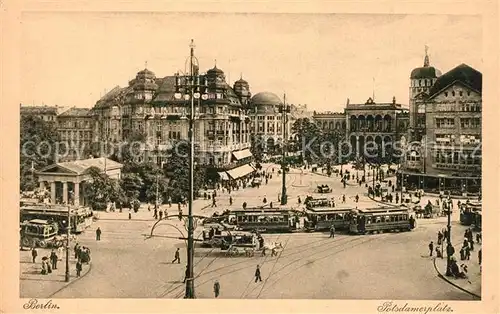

{"left": 120, "top": 173, "right": 143, "bottom": 202}
{"left": 164, "top": 140, "right": 205, "bottom": 202}
{"left": 84, "top": 166, "right": 118, "bottom": 210}
{"left": 20, "top": 116, "right": 61, "bottom": 191}
{"left": 250, "top": 135, "right": 264, "bottom": 162}
{"left": 291, "top": 118, "right": 321, "bottom": 163}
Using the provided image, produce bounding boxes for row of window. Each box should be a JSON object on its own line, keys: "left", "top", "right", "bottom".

{"left": 365, "top": 214, "right": 408, "bottom": 224}
{"left": 433, "top": 150, "right": 481, "bottom": 165}
{"left": 443, "top": 90, "right": 472, "bottom": 98}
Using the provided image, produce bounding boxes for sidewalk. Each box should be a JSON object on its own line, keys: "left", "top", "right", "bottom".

{"left": 433, "top": 243, "right": 482, "bottom": 299}
{"left": 20, "top": 247, "right": 91, "bottom": 298}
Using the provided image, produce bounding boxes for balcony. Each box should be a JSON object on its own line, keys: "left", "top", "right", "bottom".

{"left": 432, "top": 163, "right": 481, "bottom": 171}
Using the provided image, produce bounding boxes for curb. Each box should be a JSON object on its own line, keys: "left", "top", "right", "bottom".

{"left": 432, "top": 257, "right": 481, "bottom": 299}
{"left": 47, "top": 260, "right": 93, "bottom": 298}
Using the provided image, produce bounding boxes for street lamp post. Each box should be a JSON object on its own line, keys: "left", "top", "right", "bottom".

{"left": 174, "top": 39, "right": 208, "bottom": 299}
{"left": 445, "top": 200, "right": 452, "bottom": 276}
{"left": 65, "top": 205, "right": 71, "bottom": 282}
{"left": 279, "top": 95, "right": 291, "bottom": 205}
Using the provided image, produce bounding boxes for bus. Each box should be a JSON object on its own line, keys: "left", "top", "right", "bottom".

{"left": 230, "top": 209, "right": 295, "bottom": 233}
{"left": 304, "top": 207, "right": 353, "bottom": 232}
{"left": 20, "top": 203, "right": 93, "bottom": 234}
{"left": 349, "top": 207, "right": 414, "bottom": 235}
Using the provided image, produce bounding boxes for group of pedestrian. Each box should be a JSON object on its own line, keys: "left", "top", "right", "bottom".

{"left": 459, "top": 228, "right": 475, "bottom": 261}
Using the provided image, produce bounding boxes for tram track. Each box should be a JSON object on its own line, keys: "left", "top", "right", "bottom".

{"left": 242, "top": 235, "right": 372, "bottom": 298}
{"left": 185, "top": 235, "right": 363, "bottom": 297}
{"left": 254, "top": 233, "right": 292, "bottom": 299}
{"left": 257, "top": 235, "right": 387, "bottom": 297}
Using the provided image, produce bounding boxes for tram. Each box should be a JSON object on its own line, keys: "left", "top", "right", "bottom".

{"left": 305, "top": 196, "right": 332, "bottom": 208}
{"left": 304, "top": 207, "right": 353, "bottom": 232}
{"left": 20, "top": 203, "right": 93, "bottom": 233}
{"left": 230, "top": 209, "right": 295, "bottom": 233}
{"left": 473, "top": 209, "right": 482, "bottom": 231}
{"left": 459, "top": 201, "right": 481, "bottom": 227}
{"left": 349, "top": 207, "right": 414, "bottom": 235}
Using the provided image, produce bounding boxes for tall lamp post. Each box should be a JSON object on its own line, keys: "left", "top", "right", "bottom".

{"left": 279, "top": 94, "right": 291, "bottom": 205}
{"left": 64, "top": 205, "right": 71, "bottom": 282}
{"left": 173, "top": 39, "right": 208, "bottom": 299}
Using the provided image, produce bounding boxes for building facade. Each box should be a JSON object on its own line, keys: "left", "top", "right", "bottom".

{"left": 248, "top": 91, "right": 294, "bottom": 155}
{"left": 57, "top": 107, "right": 94, "bottom": 161}
{"left": 403, "top": 52, "right": 482, "bottom": 194}
{"left": 312, "top": 98, "right": 410, "bottom": 159}
{"left": 89, "top": 44, "right": 257, "bottom": 182}
{"left": 20, "top": 104, "right": 62, "bottom": 124}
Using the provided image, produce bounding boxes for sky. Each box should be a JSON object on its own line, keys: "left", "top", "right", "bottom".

{"left": 20, "top": 12, "right": 482, "bottom": 112}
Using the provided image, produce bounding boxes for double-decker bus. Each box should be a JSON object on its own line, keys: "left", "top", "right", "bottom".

{"left": 230, "top": 209, "right": 295, "bottom": 233}
{"left": 304, "top": 207, "right": 353, "bottom": 232}
{"left": 349, "top": 207, "right": 414, "bottom": 235}
{"left": 20, "top": 203, "right": 93, "bottom": 233}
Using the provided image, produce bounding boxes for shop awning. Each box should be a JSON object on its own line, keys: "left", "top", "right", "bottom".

{"left": 232, "top": 149, "right": 253, "bottom": 160}
{"left": 227, "top": 164, "right": 255, "bottom": 180}
{"left": 218, "top": 171, "right": 229, "bottom": 181}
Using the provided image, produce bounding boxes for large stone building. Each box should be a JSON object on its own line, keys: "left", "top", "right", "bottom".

{"left": 312, "top": 98, "right": 410, "bottom": 158}
{"left": 57, "top": 107, "right": 94, "bottom": 161}
{"left": 248, "top": 91, "right": 295, "bottom": 155}
{"left": 90, "top": 43, "right": 257, "bottom": 182}
{"left": 403, "top": 50, "right": 482, "bottom": 194}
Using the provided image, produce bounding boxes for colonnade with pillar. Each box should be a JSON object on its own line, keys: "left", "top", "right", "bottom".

{"left": 39, "top": 179, "right": 84, "bottom": 206}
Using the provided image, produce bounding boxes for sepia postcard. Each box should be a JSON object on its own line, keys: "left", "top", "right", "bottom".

{"left": 1, "top": 0, "right": 499, "bottom": 313}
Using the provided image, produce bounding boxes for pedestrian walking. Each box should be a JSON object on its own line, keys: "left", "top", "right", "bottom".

{"left": 469, "top": 238, "right": 474, "bottom": 251}
{"left": 436, "top": 246, "right": 443, "bottom": 258}
{"left": 74, "top": 243, "right": 79, "bottom": 258}
{"left": 128, "top": 212, "right": 132, "bottom": 220}
{"left": 41, "top": 259, "right": 48, "bottom": 275}
{"left": 50, "top": 250, "right": 58, "bottom": 270}
{"left": 96, "top": 227, "right": 101, "bottom": 241}
{"left": 213, "top": 280, "right": 220, "bottom": 298}
{"left": 428, "top": 241, "right": 434, "bottom": 257}
{"left": 212, "top": 197, "right": 217, "bottom": 207}
{"left": 329, "top": 225, "right": 335, "bottom": 238}
{"left": 478, "top": 248, "right": 482, "bottom": 265}
{"left": 229, "top": 196, "right": 233, "bottom": 206}
{"left": 437, "top": 231, "right": 443, "bottom": 245}
{"left": 465, "top": 245, "right": 471, "bottom": 260}
{"left": 342, "top": 194, "right": 346, "bottom": 203}
{"left": 159, "top": 210, "right": 163, "bottom": 220}
{"left": 355, "top": 194, "right": 359, "bottom": 203}
{"left": 254, "top": 265, "right": 262, "bottom": 283}
{"left": 76, "top": 259, "right": 82, "bottom": 277}
{"left": 154, "top": 208, "right": 158, "bottom": 220}
{"left": 31, "top": 247, "right": 38, "bottom": 263}
{"left": 172, "top": 248, "right": 181, "bottom": 264}
{"left": 183, "top": 266, "right": 189, "bottom": 283}
{"left": 298, "top": 196, "right": 301, "bottom": 205}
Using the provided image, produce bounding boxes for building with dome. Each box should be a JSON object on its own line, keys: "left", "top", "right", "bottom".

{"left": 248, "top": 91, "right": 295, "bottom": 155}
{"left": 401, "top": 49, "right": 482, "bottom": 194}
{"left": 90, "top": 58, "right": 255, "bottom": 182}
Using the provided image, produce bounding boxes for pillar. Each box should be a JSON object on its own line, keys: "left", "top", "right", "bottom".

{"left": 74, "top": 182, "right": 80, "bottom": 206}
{"left": 39, "top": 181, "right": 45, "bottom": 190}
{"left": 50, "top": 181, "right": 56, "bottom": 204}
{"left": 62, "top": 181, "right": 68, "bottom": 205}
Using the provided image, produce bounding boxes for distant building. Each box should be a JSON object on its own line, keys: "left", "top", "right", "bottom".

{"left": 248, "top": 92, "right": 293, "bottom": 155}
{"left": 57, "top": 107, "right": 94, "bottom": 161}
{"left": 403, "top": 49, "right": 482, "bottom": 194}
{"left": 312, "top": 98, "right": 410, "bottom": 159}
{"left": 20, "top": 104, "right": 62, "bottom": 123}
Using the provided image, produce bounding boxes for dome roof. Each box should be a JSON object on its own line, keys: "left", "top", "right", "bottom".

{"left": 410, "top": 66, "right": 441, "bottom": 79}
{"left": 251, "top": 92, "right": 282, "bottom": 106}
{"left": 207, "top": 66, "right": 224, "bottom": 75}
{"left": 234, "top": 77, "right": 248, "bottom": 85}
{"left": 137, "top": 68, "right": 156, "bottom": 78}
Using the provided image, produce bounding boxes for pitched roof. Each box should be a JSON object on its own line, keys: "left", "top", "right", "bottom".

{"left": 38, "top": 157, "right": 122, "bottom": 175}
{"left": 58, "top": 107, "right": 91, "bottom": 117}
{"left": 428, "top": 63, "right": 482, "bottom": 98}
